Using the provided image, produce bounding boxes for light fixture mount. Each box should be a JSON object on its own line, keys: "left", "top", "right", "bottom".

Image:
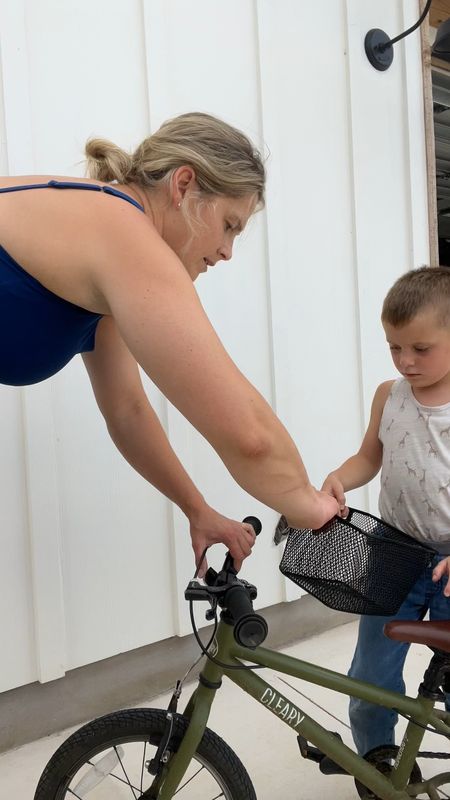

{"left": 364, "top": 29, "right": 394, "bottom": 71}
{"left": 364, "top": 0, "right": 432, "bottom": 72}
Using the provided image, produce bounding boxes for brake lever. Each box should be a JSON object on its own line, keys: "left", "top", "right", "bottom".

{"left": 185, "top": 579, "right": 235, "bottom": 600}
{"left": 184, "top": 580, "right": 211, "bottom": 601}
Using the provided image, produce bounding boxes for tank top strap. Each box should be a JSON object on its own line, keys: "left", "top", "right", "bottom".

{"left": 0, "top": 179, "right": 144, "bottom": 212}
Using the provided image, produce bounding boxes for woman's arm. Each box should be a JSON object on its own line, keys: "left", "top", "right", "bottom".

{"left": 83, "top": 317, "right": 255, "bottom": 572}
{"left": 322, "top": 381, "right": 394, "bottom": 509}
{"left": 88, "top": 207, "right": 338, "bottom": 529}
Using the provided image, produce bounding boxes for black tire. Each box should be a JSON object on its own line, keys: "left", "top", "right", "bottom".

{"left": 34, "top": 707, "right": 256, "bottom": 800}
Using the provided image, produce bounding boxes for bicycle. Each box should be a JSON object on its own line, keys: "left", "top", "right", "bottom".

{"left": 34, "top": 512, "right": 450, "bottom": 800}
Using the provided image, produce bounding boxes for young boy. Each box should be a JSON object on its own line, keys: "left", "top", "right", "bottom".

{"left": 322, "top": 266, "right": 450, "bottom": 757}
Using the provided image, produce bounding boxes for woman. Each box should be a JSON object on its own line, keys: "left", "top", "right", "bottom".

{"left": 0, "top": 112, "right": 338, "bottom": 572}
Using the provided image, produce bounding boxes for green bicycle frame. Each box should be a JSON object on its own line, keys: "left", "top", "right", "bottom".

{"left": 154, "top": 618, "right": 450, "bottom": 799}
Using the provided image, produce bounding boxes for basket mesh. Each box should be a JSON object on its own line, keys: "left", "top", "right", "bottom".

{"left": 279, "top": 508, "right": 436, "bottom": 616}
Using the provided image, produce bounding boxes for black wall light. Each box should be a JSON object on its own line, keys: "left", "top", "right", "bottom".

{"left": 364, "top": 0, "right": 432, "bottom": 71}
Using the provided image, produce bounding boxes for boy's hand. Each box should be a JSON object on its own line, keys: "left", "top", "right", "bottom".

{"left": 432, "top": 557, "right": 450, "bottom": 597}
{"left": 321, "top": 472, "right": 348, "bottom": 517}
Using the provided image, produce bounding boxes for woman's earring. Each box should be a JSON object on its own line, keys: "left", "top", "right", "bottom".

{"left": 177, "top": 201, "right": 181, "bottom": 209}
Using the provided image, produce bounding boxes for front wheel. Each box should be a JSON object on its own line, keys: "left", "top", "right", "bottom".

{"left": 34, "top": 708, "right": 256, "bottom": 800}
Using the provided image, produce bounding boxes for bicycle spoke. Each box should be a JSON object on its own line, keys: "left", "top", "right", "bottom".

{"left": 174, "top": 763, "right": 205, "bottom": 793}
{"left": 67, "top": 746, "right": 233, "bottom": 798}
{"left": 172, "top": 762, "right": 226, "bottom": 798}
{"left": 36, "top": 709, "right": 251, "bottom": 799}
{"left": 81, "top": 756, "right": 142, "bottom": 794}
{"left": 115, "top": 746, "right": 140, "bottom": 798}
{"left": 140, "top": 740, "right": 148, "bottom": 793}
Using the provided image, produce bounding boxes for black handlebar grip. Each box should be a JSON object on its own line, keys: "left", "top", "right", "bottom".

{"left": 225, "top": 584, "right": 268, "bottom": 648}
{"left": 242, "top": 516, "right": 262, "bottom": 535}
{"left": 235, "top": 613, "right": 268, "bottom": 649}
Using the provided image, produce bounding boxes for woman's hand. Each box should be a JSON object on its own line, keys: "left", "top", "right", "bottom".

{"left": 313, "top": 489, "right": 342, "bottom": 527}
{"left": 283, "top": 485, "right": 340, "bottom": 531}
{"left": 432, "top": 557, "right": 450, "bottom": 597}
{"left": 274, "top": 488, "right": 339, "bottom": 541}
{"left": 188, "top": 502, "right": 256, "bottom": 577}
{"left": 321, "top": 472, "right": 348, "bottom": 517}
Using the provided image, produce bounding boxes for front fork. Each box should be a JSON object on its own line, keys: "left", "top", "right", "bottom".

{"left": 148, "top": 623, "right": 234, "bottom": 799}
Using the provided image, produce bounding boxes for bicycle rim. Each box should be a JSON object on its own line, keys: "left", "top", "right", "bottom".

{"left": 34, "top": 708, "right": 256, "bottom": 800}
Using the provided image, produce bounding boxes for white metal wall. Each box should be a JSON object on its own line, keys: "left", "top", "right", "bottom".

{"left": 0, "top": 0, "right": 429, "bottom": 692}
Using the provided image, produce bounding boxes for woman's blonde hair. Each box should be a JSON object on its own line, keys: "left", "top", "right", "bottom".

{"left": 85, "top": 112, "right": 265, "bottom": 208}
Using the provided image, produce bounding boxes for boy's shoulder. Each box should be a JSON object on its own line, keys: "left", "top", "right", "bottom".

{"left": 375, "top": 379, "right": 397, "bottom": 402}
{"left": 375, "top": 377, "right": 416, "bottom": 411}
{"left": 370, "top": 379, "right": 397, "bottom": 417}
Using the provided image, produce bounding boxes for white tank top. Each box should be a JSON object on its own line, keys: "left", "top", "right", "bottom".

{"left": 379, "top": 378, "right": 450, "bottom": 554}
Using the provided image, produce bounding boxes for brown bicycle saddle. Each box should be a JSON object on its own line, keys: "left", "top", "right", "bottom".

{"left": 384, "top": 620, "right": 450, "bottom": 653}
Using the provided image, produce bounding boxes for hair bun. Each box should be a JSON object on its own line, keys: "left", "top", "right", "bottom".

{"left": 85, "top": 138, "right": 133, "bottom": 183}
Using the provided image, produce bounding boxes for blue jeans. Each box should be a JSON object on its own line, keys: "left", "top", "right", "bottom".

{"left": 348, "top": 555, "right": 450, "bottom": 755}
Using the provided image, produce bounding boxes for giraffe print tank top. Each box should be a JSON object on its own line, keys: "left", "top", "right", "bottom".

{"left": 379, "top": 378, "right": 450, "bottom": 554}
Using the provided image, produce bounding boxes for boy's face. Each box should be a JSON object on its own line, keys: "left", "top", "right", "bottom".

{"left": 383, "top": 308, "right": 450, "bottom": 391}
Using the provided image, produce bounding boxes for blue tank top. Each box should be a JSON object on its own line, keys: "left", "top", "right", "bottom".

{"left": 0, "top": 180, "right": 144, "bottom": 386}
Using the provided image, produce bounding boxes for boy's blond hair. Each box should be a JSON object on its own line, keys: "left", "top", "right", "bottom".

{"left": 382, "top": 266, "right": 450, "bottom": 327}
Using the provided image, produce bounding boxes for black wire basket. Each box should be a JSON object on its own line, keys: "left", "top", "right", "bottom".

{"left": 279, "top": 508, "right": 437, "bottom": 616}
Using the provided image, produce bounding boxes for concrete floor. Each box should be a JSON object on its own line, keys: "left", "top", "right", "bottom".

{"left": 1, "top": 619, "right": 449, "bottom": 798}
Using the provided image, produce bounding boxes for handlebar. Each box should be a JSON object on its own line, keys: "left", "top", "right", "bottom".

{"left": 185, "top": 516, "right": 268, "bottom": 649}
{"left": 225, "top": 584, "right": 268, "bottom": 648}
{"left": 242, "top": 515, "right": 263, "bottom": 535}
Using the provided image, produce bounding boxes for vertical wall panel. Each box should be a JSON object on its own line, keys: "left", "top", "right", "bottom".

{"left": 23, "top": 0, "right": 150, "bottom": 174}
{"left": 143, "top": 0, "right": 283, "bottom": 634}
{"left": 344, "top": 0, "right": 429, "bottom": 511}
{"left": 0, "top": 388, "right": 36, "bottom": 691}
{"left": 0, "top": 3, "right": 37, "bottom": 692}
{"left": 400, "top": 0, "right": 430, "bottom": 265}
{"left": 0, "top": 0, "right": 33, "bottom": 171}
{"left": 0, "top": 0, "right": 66, "bottom": 686}
{"left": 53, "top": 363, "right": 175, "bottom": 667}
{"left": 256, "top": 0, "right": 368, "bottom": 599}
{"left": 19, "top": 0, "right": 177, "bottom": 669}
{"left": 257, "top": 0, "right": 366, "bottom": 481}
{"left": 22, "top": 383, "right": 67, "bottom": 682}
{"left": 0, "top": 29, "right": 9, "bottom": 172}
